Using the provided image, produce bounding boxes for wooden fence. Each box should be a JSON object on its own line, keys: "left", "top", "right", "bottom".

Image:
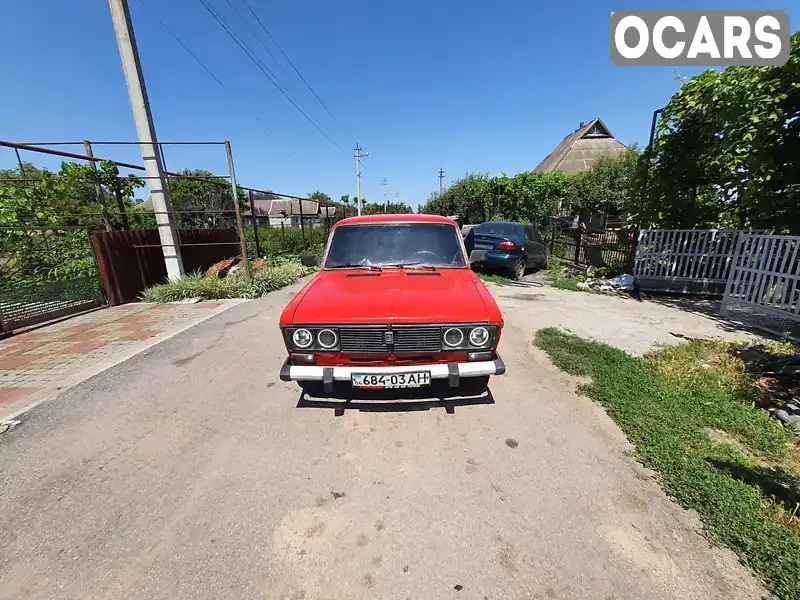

{"left": 721, "top": 233, "right": 800, "bottom": 338}
{"left": 633, "top": 229, "right": 762, "bottom": 294}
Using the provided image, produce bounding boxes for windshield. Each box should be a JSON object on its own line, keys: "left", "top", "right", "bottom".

{"left": 475, "top": 223, "right": 522, "bottom": 237}
{"left": 324, "top": 223, "right": 467, "bottom": 269}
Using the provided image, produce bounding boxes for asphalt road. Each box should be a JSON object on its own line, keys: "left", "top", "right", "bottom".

{"left": 0, "top": 279, "right": 766, "bottom": 600}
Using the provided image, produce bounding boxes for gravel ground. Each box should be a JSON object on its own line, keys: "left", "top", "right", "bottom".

{"left": 490, "top": 272, "right": 759, "bottom": 356}
{"left": 0, "top": 277, "right": 767, "bottom": 600}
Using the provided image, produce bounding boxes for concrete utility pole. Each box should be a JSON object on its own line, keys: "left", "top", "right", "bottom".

{"left": 354, "top": 143, "right": 367, "bottom": 216}
{"left": 439, "top": 168, "right": 445, "bottom": 193}
{"left": 108, "top": 0, "right": 184, "bottom": 280}
{"left": 382, "top": 178, "right": 388, "bottom": 213}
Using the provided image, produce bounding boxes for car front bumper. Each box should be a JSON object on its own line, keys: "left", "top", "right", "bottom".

{"left": 280, "top": 356, "right": 506, "bottom": 391}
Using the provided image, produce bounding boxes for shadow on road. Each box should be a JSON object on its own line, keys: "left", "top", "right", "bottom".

{"left": 505, "top": 280, "right": 544, "bottom": 288}
{"left": 646, "top": 294, "right": 777, "bottom": 337}
{"left": 296, "top": 388, "right": 496, "bottom": 415}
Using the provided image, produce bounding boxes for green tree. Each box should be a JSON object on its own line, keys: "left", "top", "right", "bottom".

{"left": 166, "top": 169, "right": 246, "bottom": 228}
{"left": 308, "top": 191, "right": 332, "bottom": 203}
{"left": 0, "top": 161, "right": 145, "bottom": 283}
{"left": 565, "top": 147, "right": 640, "bottom": 220}
{"left": 0, "top": 161, "right": 144, "bottom": 229}
{"left": 362, "top": 201, "right": 414, "bottom": 215}
{"left": 639, "top": 31, "right": 800, "bottom": 231}
{"left": 420, "top": 171, "right": 568, "bottom": 225}
{"left": 420, "top": 173, "right": 493, "bottom": 223}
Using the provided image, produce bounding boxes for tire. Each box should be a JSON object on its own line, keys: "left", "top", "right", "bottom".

{"left": 510, "top": 258, "right": 525, "bottom": 280}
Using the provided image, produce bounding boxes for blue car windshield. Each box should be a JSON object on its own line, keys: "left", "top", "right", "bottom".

{"left": 324, "top": 223, "right": 467, "bottom": 268}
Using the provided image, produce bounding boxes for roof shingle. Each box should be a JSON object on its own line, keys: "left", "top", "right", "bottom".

{"left": 534, "top": 118, "right": 627, "bottom": 174}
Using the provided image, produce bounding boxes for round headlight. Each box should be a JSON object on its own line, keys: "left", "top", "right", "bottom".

{"left": 292, "top": 328, "right": 313, "bottom": 349}
{"left": 317, "top": 328, "right": 338, "bottom": 349}
{"left": 469, "top": 326, "right": 490, "bottom": 347}
{"left": 443, "top": 327, "right": 464, "bottom": 347}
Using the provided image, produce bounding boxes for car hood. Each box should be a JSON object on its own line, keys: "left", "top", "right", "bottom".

{"left": 290, "top": 269, "right": 491, "bottom": 325}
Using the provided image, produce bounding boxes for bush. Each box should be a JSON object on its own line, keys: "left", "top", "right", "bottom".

{"left": 140, "top": 262, "right": 315, "bottom": 302}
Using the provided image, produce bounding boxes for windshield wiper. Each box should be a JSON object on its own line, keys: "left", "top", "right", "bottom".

{"left": 328, "top": 263, "right": 382, "bottom": 271}
{"left": 382, "top": 263, "right": 437, "bottom": 271}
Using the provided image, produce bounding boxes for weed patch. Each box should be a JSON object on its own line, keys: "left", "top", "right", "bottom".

{"left": 545, "top": 256, "right": 583, "bottom": 291}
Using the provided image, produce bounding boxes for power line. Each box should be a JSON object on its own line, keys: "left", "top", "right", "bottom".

{"left": 238, "top": 0, "right": 337, "bottom": 122}
{"left": 220, "top": 0, "right": 324, "bottom": 128}
{"left": 196, "top": 0, "right": 348, "bottom": 157}
{"left": 137, "top": 0, "right": 279, "bottom": 141}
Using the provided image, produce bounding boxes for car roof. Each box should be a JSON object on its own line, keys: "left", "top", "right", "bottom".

{"left": 476, "top": 221, "right": 525, "bottom": 227}
{"left": 333, "top": 214, "right": 458, "bottom": 227}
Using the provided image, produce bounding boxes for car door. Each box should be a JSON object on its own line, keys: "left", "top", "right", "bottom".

{"left": 523, "top": 226, "right": 536, "bottom": 266}
{"left": 525, "top": 226, "right": 546, "bottom": 266}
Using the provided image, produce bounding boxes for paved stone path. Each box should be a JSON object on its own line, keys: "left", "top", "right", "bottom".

{"left": 0, "top": 301, "right": 240, "bottom": 421}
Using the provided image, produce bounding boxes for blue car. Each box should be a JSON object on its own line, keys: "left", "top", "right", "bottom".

{"left": 465, "top": 222, "right": 549, "bottom": 280}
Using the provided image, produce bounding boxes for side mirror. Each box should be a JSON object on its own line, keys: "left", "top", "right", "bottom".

{"left": 301, "top": 254, "right": 320, "bottom": 267}
{"left": 469, "top": 250, "right": 488, "bottom": 264}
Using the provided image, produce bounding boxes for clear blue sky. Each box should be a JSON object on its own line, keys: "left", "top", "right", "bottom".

{"left": 0, "top": 1, "right": 796, "bottom": 208}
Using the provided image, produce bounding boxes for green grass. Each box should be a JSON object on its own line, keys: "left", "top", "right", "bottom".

{"left": 477, "top": 272, "right": 512, "bottom": 286}
{"left": 140, "top": 262, "right": 315, "bottom": 302}
{"left": 534, "top": 328, "right": 800, "bottom": 600}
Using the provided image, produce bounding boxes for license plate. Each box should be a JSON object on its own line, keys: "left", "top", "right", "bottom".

{"left": 474, "top": 243, "right": 493, "bottom": 250}
{"left": 351, "top": 372, "right": 431, "bottom": 389}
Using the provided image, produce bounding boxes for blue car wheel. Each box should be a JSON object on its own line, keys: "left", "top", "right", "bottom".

{"left": 510, "top": 257, "right": 526, "bottom": 280}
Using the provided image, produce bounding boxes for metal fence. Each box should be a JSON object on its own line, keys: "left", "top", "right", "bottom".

{"left": 0, "top": 139, "right": 350, "bottom": 332}
{"left": 0, "top": 226, "right": 104, "bottom": 332}
{"left": 721, "top": 233, "right": 800, "bottom": 338}
{"left": 633, "top": 229, "right": 762, "bottom": 294}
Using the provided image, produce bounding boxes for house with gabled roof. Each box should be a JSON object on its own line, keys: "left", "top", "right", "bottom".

{"left": 535, "top": 118, "right": 628, "bottom": 229}
{"left": 534, "top": 118, "right": 627, "bottom": 174}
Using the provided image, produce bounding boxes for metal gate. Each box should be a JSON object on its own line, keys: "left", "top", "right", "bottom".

{"left": 0, "top": 226, "right": 105, "bottom": 333}
{"left": 546, "top": 222, "right": 637, "bottom": 269}
{"left": 633, "top": 229, "right": 763, "bottom": 294}
{"left": 721, "top": 233, "right": 800, "bottom": 339}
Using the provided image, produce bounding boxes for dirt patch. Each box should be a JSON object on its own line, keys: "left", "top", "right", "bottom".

{"left": 707, "top": 429, "right": 752, "bottom": 456}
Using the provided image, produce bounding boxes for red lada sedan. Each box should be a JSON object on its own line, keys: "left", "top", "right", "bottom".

{"left": 278, "top": 214, "right": 505, "bottom": 397}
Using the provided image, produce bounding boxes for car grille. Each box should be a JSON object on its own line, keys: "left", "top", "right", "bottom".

{"left": 393, "top": 326, "right": 441, "bottom": 353}
{"left": 339, "top": 327, "right": 387, "bottom": 353}
{"left": 338, "top": 326, "right": 442, "bottom": 353}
